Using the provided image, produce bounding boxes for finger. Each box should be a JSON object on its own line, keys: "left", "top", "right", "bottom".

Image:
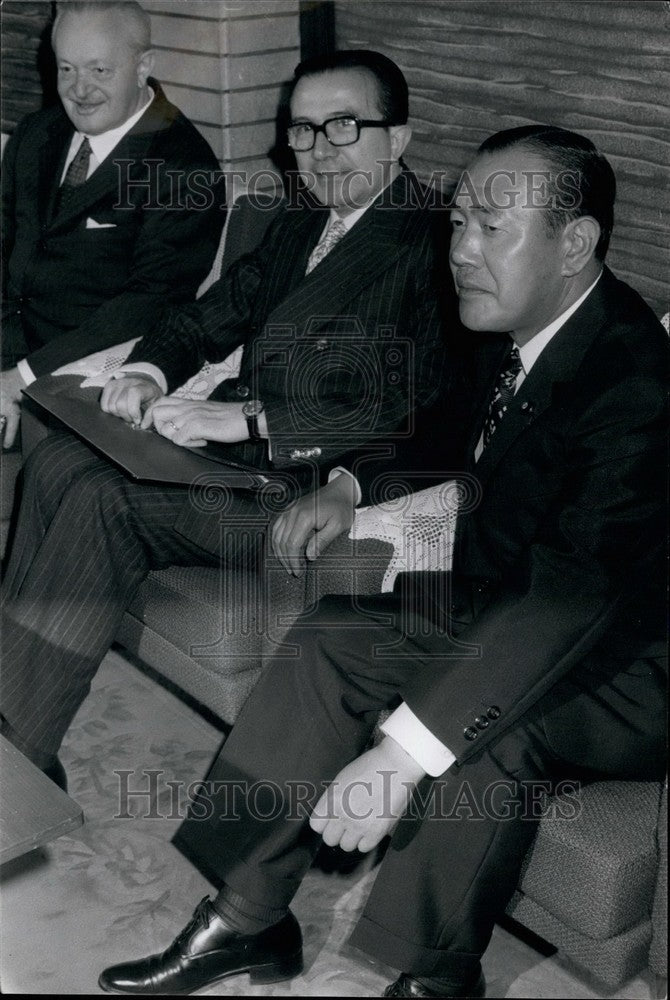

{"left": 283, "top": 524, "right": 308, "bottom": 577}
{"left": 309, "top": 790, "right": 332, "bottom": 833}
{"left": 3, "top": 408, "right": 20, "bottom": 449}
{"left": 337, "top": 828, "right": 363, "bottom": 853}
{"left": 178, "top": 437, "right": 207, "bottom": 448}
{"left": 305, "top": 516, "right": 341, "bottom": 562}
{"left": 270, "top": 515, "right": 290, "bottom": 572}
{"left": 100, "top": 381, "right": 115, "bottom": 411}
{"left": 319, "top": 820, "right": 345, "bottom": 849}
{"left": 272, "top": 507, "right": 300, "bottom": 574}
{"left": 358, "top": 828, "right": 391, "bottom": 854}
{"left": 140, "top": 401, "right": 157, "bottom": 429}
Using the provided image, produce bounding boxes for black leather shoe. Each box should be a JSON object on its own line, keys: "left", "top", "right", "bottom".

{"left": 384, "top": 970, "right": 486, "bottom": 997}
{"left": 43, "top": 756, "right": 67, "bottom": 793}
{"left": 98, "top": 897, "right": 303, "bottom": 994}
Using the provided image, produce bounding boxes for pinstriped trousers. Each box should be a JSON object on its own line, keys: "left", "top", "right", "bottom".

{"left": 1, "top": 432, "right": 266, "bottom": 764}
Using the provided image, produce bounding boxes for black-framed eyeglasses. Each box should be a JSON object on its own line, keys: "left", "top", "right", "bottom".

{"left": 286, "top": 115, "right": 396, "bottom": 151}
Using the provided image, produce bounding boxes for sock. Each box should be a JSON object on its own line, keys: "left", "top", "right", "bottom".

{"left": 416, "top": 962, "right": 482, "bottom": 995}
{"left": 212, "top": 886, "right": 288, "bottom": 935}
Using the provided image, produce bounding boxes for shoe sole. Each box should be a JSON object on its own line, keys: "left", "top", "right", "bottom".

{"left": 97, "top": 950, "right": 304, "bottom": 995}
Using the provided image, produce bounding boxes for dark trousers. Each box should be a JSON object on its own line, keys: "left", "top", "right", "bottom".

{"left": 1, "top": 432, "right": 269, "bottom": 762}
{"left": 177, "top": 592, "right": 666, "bottom": 980}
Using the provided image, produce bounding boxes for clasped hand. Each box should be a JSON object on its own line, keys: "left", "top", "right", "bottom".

{"left": 271, "top": 473, "right": 357, "bottom": 576}
{"left": 309, "top": 737, "right": 427, "bottom": 854}
{"left": 100, "top": 376, "right": 247, "bottom": 446}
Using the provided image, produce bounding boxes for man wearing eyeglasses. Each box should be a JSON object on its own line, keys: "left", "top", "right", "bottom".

{"left": 1, "top": 52, "right": 452, "bottom": 799}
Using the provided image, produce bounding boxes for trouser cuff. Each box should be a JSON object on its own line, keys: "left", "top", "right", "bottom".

{"left": 349, "top": 915, "right": 482, "bottom": 979}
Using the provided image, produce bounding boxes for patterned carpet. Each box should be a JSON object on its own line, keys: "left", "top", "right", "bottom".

{"left": 0, "top": 649, "right": 656, "bottom": 997}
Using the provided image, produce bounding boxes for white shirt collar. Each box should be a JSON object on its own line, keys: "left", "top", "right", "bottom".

{"left": 63, "top": 87, "right": 154, "bottom": 178}
{"left": 323, "top": 164, "right": 403, "bottom": 235}
{"left": 518, "top": 270, "right": 603, "bottom": 375}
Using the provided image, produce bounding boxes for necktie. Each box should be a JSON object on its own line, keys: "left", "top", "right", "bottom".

{"left": 305, "top": 219, "right": 347, "bottom": 274}
{"left": 481, "top": 343, "right": 523, "bottom": 448}
{"left": 56, "top": 137, "right": 92, "bottom": 214}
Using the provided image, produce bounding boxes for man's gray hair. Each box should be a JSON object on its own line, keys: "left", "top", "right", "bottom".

{"left": 52, "top": 2, "right": 152, "bottom": 54}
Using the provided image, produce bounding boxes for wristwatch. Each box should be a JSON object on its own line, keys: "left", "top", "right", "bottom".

{"left": 242, "top": 399, "right": 265, "bottom": 441}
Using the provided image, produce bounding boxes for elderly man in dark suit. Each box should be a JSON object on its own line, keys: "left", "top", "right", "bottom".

{"left": 0, "top": 0, "right": 222, "bottom": 449}
{"left": 96, "top": 126, "right": 666, "bottom": 998}
{"left": 0, "top": 51, "right": 450, "bottom": 786}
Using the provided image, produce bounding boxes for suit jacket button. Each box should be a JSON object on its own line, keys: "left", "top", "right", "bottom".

{"left": 236, "top": 384, "right": 250, "bottom": 398}
{"left": 486, "top": 706, "right": 501, "bottom": 720}
{"left": 475, "top": 716, "right": 489, "bottom": 729}
{"left": 464, "top": 726, "right": 478, "bottom": 741}
{"left": 311, "top": 447, "right": 322, "bottom": 457}
{"left": 315, "top": 338, "right": 328, "bottom": 351}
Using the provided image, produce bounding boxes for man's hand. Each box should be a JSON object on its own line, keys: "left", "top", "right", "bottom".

{"left": 271, "top": 473, "right": 357, "bottom": 576}
{"left": 101, "top": 375, "right": 163, "bottom": 425}
{"left": 143, "top": 397, "right": 248, "bottom": 447}
{"left": 310, "top": 737, "right": 427, "bottom": 853}
{"left": 0, "top": 366, "right": 26, "bottom": 449}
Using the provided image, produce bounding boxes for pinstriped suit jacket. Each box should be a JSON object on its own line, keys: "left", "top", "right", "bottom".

{"left": 126, "top": 171, "right": 454, "bottom": 550}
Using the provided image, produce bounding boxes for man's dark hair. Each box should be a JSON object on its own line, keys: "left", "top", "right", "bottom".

{"left": 291, "top": 49, "right": 409, "bottom": 124}
{"left": 478, "top": 124, "right": 616, "bottom": 260}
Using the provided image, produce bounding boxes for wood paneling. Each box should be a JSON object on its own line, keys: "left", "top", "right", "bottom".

{"left": 335, "top": 0, "right": 669, "bottom": 315}
{"left": 0, "top": 1, "right": 54, "bottom": 133}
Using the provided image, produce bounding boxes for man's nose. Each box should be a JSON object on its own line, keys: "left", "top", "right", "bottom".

{"left": 311, "top": 130, "right": 336, "bottom": 160}
{"left": 449, "top": 225, "right": 481, "bottom": 267}
{"left": 70, "top": 73, "right": 92, "bottom": 98}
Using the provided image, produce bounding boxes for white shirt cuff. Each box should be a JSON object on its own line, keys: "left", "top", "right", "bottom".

{"left": 17, "top": 359, "right": 35, "bottom": 386}
{"left": 328, "top": 467, "right": 362, "bottom": 506}
{"left": 380, "top": 702, "right": 456, "bottom": 777}
{"left": 113, "top": 363, "right": 167, "bottom": 394}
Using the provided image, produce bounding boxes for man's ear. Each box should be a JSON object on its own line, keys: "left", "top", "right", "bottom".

{"left": 137, "top": 49, "right": 155, "bottom": 88}
{"left": 389, "top": 124, "right": 412, "bottom": 162}
{"left": 561, "top": 216, "right": 600, "bottom": 276}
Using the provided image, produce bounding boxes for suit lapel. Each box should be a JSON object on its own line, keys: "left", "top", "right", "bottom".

{"left": 473, "top": 270, "right": 614, "bottom": 483}
{"left": 45, "top": 83, "right": 171, "bottom": 233}
{"left": 260, "top": 172, "right": 416, "bottom": 344}
{"left": 40, "top": 115, "right": 73, "bottom": 226}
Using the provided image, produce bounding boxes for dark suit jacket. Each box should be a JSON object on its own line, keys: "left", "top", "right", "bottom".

{"left": 1, "top": 81, "right": 223, "bottom": 376}
{"left": 358, "top": 268, "right": 668, "bottom": 764}
{"left": 127, "top": 170, "right": 454, "bottom": 550}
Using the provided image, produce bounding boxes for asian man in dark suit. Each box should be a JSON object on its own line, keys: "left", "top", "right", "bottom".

{"left": 0, "top": 0, "right": 222, "bottom": 449}
{"left": 96, "top": 126, "right": 666, "bottom": 998}
{"left": 0, "top": 51, "right": 450, "bottom": 786}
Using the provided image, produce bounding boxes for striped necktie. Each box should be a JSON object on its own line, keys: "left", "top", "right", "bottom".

{"left": 481, "top": 343, "right": 523, "bottom": 448}
{"left": 56, "top": 137, "right": 92, "bottom": 214}
{"left": 305, "top": 219, "right": 347, "bottom": 274}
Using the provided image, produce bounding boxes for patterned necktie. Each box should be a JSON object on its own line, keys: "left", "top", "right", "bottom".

{"left": 481, "top": 343, "right": 523, "bottom": 448}
{"left": 56, "top": 137, "right": 92, "bottom": 214}
{"left": 305, "top": 219, "right": 347, "bottom": 274}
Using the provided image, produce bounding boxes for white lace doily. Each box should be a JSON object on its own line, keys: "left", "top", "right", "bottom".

{"left": 350, "top": 481, "right": 459, "bottom": 591}
{"left": 53, "top": 339, "right": 243, "bottom": 399}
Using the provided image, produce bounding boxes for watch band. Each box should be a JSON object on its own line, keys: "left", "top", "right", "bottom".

{"left": 243, "top": 400, "right": 264, "bottom": 441}
{"left": 245, "top": 411, "right": 262, "bottom": 441}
